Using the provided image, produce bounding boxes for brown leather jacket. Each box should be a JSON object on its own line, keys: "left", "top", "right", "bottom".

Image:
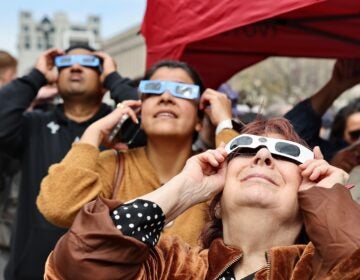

{"left": 45, "top": 184, "right": 360, "bottom": 279}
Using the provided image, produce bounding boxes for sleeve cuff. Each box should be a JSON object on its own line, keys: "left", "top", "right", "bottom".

{"left": 215, "top": 119, "right": 233, "bottom": 135}
{"left": 110, "top": 199, "right": 165, "bottom": 246}
{"left": 20, "top": 68, "right": 48, "bottom": 94}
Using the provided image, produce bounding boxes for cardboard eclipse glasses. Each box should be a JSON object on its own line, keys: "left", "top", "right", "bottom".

{"left": 54, "top": 55, "right": 103, "bottom": 72}
{"left": 139, "top": 80, "right": 200, "bottom": 100}
{"left": 226, "top": 134, "right": 314, "bottom": 164}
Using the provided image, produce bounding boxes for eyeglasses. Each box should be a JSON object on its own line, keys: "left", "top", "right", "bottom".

{"left": 54, "top": 55, "right": 103, "bottom": 72}
{"left": 225, "top": 134, "right": 314, "bottom": 164}
{"left": 138, "top": 80, "right": 200, "bottom": 100}
{"left": 349, "top": 129, "right": 360, "bottom": 141}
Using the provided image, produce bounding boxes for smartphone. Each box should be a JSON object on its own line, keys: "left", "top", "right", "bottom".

{"left": 108, "top": 115, "right": 147, "bottom": 148}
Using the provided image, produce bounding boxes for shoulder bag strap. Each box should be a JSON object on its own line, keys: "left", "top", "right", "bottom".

{"left": 111, "top": 149, "right": 124, "bottom": 199}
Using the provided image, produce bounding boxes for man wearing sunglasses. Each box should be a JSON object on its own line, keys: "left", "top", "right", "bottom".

{"left": 0, "top": 44, "right": 138, "bottom": 279}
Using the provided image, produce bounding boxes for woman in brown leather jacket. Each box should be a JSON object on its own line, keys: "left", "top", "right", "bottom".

{"left": 45, "top": 118, "right": 360, "bottom": 280}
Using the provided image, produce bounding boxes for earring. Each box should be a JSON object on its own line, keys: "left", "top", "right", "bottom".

{"left": 214, "top": 203, "right": 221, "bottom": 219}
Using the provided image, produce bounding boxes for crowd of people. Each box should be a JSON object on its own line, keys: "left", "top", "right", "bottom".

{"left": 0, "top": 45, "right": 359, "bottom": 280}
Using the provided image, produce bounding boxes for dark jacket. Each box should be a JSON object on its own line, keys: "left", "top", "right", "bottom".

{"left": 0, "top": 68, "right": 138, "bottom": 279}
{"left": 284, "top": 98, "right": 347, "bottom": 161}
{"left": 45, "top": 184, "right": 360, "bottom": 279}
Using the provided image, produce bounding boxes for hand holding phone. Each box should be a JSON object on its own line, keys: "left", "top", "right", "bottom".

{"left": 107, "top": 114, "right": 130, "bottom": 143}
{"left": 107, "top": 108, "right": 146, "bottom": 148}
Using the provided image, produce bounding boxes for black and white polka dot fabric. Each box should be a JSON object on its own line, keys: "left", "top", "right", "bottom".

{"left": 219, "top": 268, "right": 236, "bottom": 280}
{"left": 219, "top": 268, "right": 255, "bottom": 280}
{"left": 110, "top": 199, "right": 165, "bottom": 246}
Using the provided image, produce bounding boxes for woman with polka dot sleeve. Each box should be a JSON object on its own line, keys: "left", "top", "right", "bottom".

{"left": 44, "top": 118, "right": 360, "bottom": 280}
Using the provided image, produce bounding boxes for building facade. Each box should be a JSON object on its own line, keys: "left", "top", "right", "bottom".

{"left": 17, "top": 11, "right": 101, "bottom": 75}
{"left": 102, "top": 24, "right": 146, "bottom": 80}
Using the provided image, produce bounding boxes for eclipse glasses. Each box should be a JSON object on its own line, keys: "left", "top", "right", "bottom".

{"left": 349, "top": 129, "right": 360, "bottom": 142}
{"left": 54, "top": 55, "right": 103, "bottom": 72}
{"left": 225, "top": 134, "right": 314, "bottom": 164}
{"left": 139, "top": 80, "right": 200, "bottom": 100}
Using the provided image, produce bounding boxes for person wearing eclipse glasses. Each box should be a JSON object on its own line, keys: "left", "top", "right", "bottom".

{"left": 37, "top": 59, "right": 235, "bottom": 247}
{"left": 284, "top": 59, "right": 360, "bottom": 173}
{"left": 327, "top": 98, "right": 360, "bottom": 173}
{"left": 43, "top": 117, "right": 360, "bottom": 279}
{"left": 0, "top": 44, "right": 139, "bottom": 279}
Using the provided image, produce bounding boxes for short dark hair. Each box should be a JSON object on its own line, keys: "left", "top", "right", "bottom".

{"left": 64, "top": 44, "right": 97, "bottom": 53}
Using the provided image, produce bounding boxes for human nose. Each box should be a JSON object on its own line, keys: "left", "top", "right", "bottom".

{"left": 251, "top": 147, "right": 274, "bottom": 167}
{"left": 69, "top": 63, "right": 83, "bottom": 71}
{"left": 159, "top": 90, "right": 175, "bottom": 103}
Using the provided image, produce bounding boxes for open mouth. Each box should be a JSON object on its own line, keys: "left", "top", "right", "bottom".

{"left": 154, "top": 111, "right": 177, "bottom": 118}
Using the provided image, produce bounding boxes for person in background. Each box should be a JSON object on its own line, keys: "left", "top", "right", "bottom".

{"left": 285, "top": 59, "right": 360, "bottom": 165}
{"left": 193, "top": 88, "right": 233, "bottom": 153}
{"left": 44, "top": 117, "right": 359, "bottom": 279}
{"left": 37, "top": 60, "right": 235, "bottom": 247}
{"left": 0, "top": 44, "right": 138, "bottom": 279}
{"left": 328, "top": 98, "right": 360, "bottom": 172}
{"left": 0, "top": 51, "right": 17, "bottom": 87}
{"left": 0, "top": 50, "right": 18, "bottom": 277}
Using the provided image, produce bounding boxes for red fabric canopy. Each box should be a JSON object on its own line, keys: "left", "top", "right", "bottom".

{"left": 141, "top": 0, "right": 360, "bottom": 88}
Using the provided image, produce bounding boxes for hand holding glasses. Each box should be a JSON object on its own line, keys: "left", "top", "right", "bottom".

{"left": 107, "top": 80, "right": 201, "bottom": 147}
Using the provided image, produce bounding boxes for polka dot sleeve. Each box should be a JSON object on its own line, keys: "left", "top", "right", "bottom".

{"left": 110, "top": 199, "right": 165, "bottom": 246}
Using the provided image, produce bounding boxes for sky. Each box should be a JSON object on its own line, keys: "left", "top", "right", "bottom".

{"left": 0, "top": 0, "right": 147, "bottom": 56}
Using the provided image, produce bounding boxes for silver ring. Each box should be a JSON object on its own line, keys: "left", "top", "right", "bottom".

{"left": 117, "top": 102, "right": 125, "bottom": 109}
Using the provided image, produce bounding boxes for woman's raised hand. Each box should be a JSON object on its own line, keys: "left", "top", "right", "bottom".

{"left": 299, "top": 146, "right": 349, "bottom": 191}
{"left": 80, "top": 100, "right": 142, "bottom": 148}
{"left": 179, "top": 145, "right": 228, "bottom": 203}
{"left": 136, "top": 146, "right": 228, "bottom": 223}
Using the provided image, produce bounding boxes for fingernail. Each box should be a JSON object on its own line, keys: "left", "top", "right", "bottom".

{"left": 344, "top": 183, "right": 355, "bottom": 190}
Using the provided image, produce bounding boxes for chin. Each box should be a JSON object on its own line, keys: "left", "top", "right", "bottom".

{"left": 238, "top": 187, "right": 277, "bottom": 205}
